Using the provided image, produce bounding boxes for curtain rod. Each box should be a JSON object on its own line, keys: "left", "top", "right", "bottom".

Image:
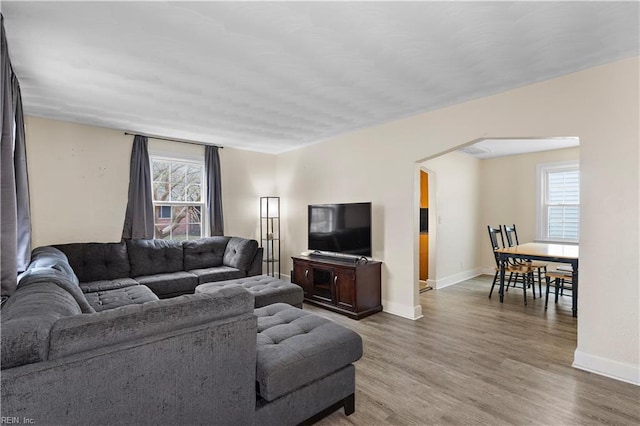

{"left": 124, "top": 132, "right": 223, "bottom": 149}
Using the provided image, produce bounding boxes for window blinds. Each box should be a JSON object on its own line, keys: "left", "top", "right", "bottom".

{"left": 546, "top": 169, "right": 580, "bottom": 241}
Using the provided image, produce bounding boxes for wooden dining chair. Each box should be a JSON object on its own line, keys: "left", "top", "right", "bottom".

{"left": 501, "top": 223, "right": 522, "bottom": 247}
{"left": 501, "top": 224, "right": 547, "bottom": 298}
{"left": 487, "top": 226, "right": 535, "bottom": 304}
{"left": 545, "top": 269, "right": 573, "bottom": 309}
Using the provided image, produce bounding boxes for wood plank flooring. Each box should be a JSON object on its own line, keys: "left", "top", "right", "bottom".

{"left": 304, "top": 275, "right": 640, "bottom": 425}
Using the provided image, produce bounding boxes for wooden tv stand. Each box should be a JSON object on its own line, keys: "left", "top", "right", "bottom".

{"left": 291, "top": 255, "right": 382, "bottom": 320}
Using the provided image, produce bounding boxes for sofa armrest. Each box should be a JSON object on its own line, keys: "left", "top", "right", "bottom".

{"left": 1, "top": 287, "right": 257, "bottom": 425}
{"left": 248, "top": 247, "right": 264, "bottom": 276}
{"left": 48, "top": 286, "right": 254, "bottom": 360}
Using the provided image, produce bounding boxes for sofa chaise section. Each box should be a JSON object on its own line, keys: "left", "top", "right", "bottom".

{"left": 1, "top": 278, "right": 257, "bottom": 425}
{"left": 254, "top": 303, "right": 363, "bottom": 425}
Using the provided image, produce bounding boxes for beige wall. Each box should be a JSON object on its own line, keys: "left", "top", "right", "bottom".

{"left": 276, "top": 57, "right": 639, "bottom": 383}
{"left": 26, "top": 117, "right": 132, "bottom": 246}
{"left": 479, "top": 147, "right": 580, "bottom": 271}
{"left": 218, "top": 147, "right": 277, "bottom": 241}
{"left": 25, "top": 116, "right": 276, "bottom": 248}
{"left": 421, "top": 151, "right": 482, "bottom": 288}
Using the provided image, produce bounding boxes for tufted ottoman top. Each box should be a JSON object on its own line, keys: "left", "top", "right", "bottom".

{"left": 196, "top": 275, "right": 303, "bottom": 308}
{"left": 254, "top": 303, "right": 363, "bottom": 402}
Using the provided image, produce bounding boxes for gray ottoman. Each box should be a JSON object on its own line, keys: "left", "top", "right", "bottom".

{"left": 195, "top": 275, "right": 304, "bottom": 308}
{"left": 254, "top": 303, "right": 363, "bottom": 425}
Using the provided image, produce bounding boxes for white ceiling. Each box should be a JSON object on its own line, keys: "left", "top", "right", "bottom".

{"left": 2, "top": 2, "right": 639, "bottom": 154}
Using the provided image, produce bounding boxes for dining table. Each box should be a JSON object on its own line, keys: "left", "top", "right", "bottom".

{"left": 496, "top": 242, "right": 579, "bottom": 317}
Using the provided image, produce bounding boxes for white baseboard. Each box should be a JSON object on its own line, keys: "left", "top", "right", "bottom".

{"left": 276, "top": 273, "right": 291, "bottom": 282}
{"left": 433, "top": 267, "right": 483, "bottom": 289}
{"left": 382, "top": 299, "right": 423, "bottom": 320}
{"left": 481, "top": 267, "right": 495, "bottom": 276}
{"left": 573, "top": 350, "right": 640, "bottom": 386}
{"left": 412, "top": 304, "right": 424, "bottom": 320}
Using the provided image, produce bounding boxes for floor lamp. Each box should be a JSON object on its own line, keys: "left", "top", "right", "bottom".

{"left": 260, "top": 197, "right": 280, "bottom": 277}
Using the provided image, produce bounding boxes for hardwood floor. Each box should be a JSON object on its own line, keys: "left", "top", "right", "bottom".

{"left": 305, "top": 275, "right": 640, "bottom": 425}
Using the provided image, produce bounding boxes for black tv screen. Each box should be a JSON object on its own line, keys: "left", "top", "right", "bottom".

{"left": 308, "top": 202, "right": 372, "bottom": 257}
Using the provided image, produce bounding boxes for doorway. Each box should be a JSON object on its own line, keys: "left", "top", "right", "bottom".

{"left": 415, "top": 137, "right": 579, "bottom": 293}
{"left": 419, "top": 169, "right": 432, "bottom": 293}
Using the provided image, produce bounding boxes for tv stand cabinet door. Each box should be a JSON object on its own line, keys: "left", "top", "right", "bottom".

{"left": 335, "top": 268, "right": 356, "bottom": 311}
{"left": 309, "top": 265, "right": 335, "bottom": 304}
{"left": 292, "top": 260, "right": 311, "bottom": 297}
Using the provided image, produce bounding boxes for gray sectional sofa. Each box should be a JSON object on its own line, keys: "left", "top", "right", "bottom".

{"left": 1, "top": 238, "right": 363, "bottom": 425}
{"left": 54, "top": 236, "right": 263, "bottom": 304}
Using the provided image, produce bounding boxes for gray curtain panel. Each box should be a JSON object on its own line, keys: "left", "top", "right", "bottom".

{"left": 12, "top": 74, "right": 32, "bottom": 273}
{"left": 1, "top": 14, "right": 31, "bottom": 297}
{"left": 1, "top": 14, "right": 18, "bottom": 297}
{"left": 122, "top": 135, "right": 154, "bottom": 239}
{"left": 205, "top": 145, "right": 224, "bottom": 236}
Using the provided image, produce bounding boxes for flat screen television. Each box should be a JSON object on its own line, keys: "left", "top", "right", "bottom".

{"left": 308, "top": 202, "right": 372, "bottom": 257}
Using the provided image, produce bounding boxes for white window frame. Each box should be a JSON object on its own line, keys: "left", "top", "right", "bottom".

{"left": 150, "top": 152, "right": 208, "bottom": 240}
{"left": 536, "top": 160, "right": 580, "bottom": 243}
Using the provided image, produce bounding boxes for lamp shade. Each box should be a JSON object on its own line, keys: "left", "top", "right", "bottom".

{"left": 260, "top": 197, "right": 279, "bottom": 218}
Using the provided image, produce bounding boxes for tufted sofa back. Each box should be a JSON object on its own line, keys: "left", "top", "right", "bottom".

{"left": 223, "top": 237, "right": 259, "bottom": 271}
{"left": 46, "top": 236, "right": 259, "bottom": 285}
{"left": 183, "top": 237, "right": 231, "bottom": 270}
{"left": 55, "top": 242, "right": 130, "bottom": 283}
{"left": 126, "top": 239, "right": 184, "bottom": 277}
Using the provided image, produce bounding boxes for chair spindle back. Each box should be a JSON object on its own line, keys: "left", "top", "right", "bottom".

{"left": 487, "top": 226, "right": 503, "bottom": 267}
{"left": 502, "top": 224, "right": 519, "bottom": 247}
